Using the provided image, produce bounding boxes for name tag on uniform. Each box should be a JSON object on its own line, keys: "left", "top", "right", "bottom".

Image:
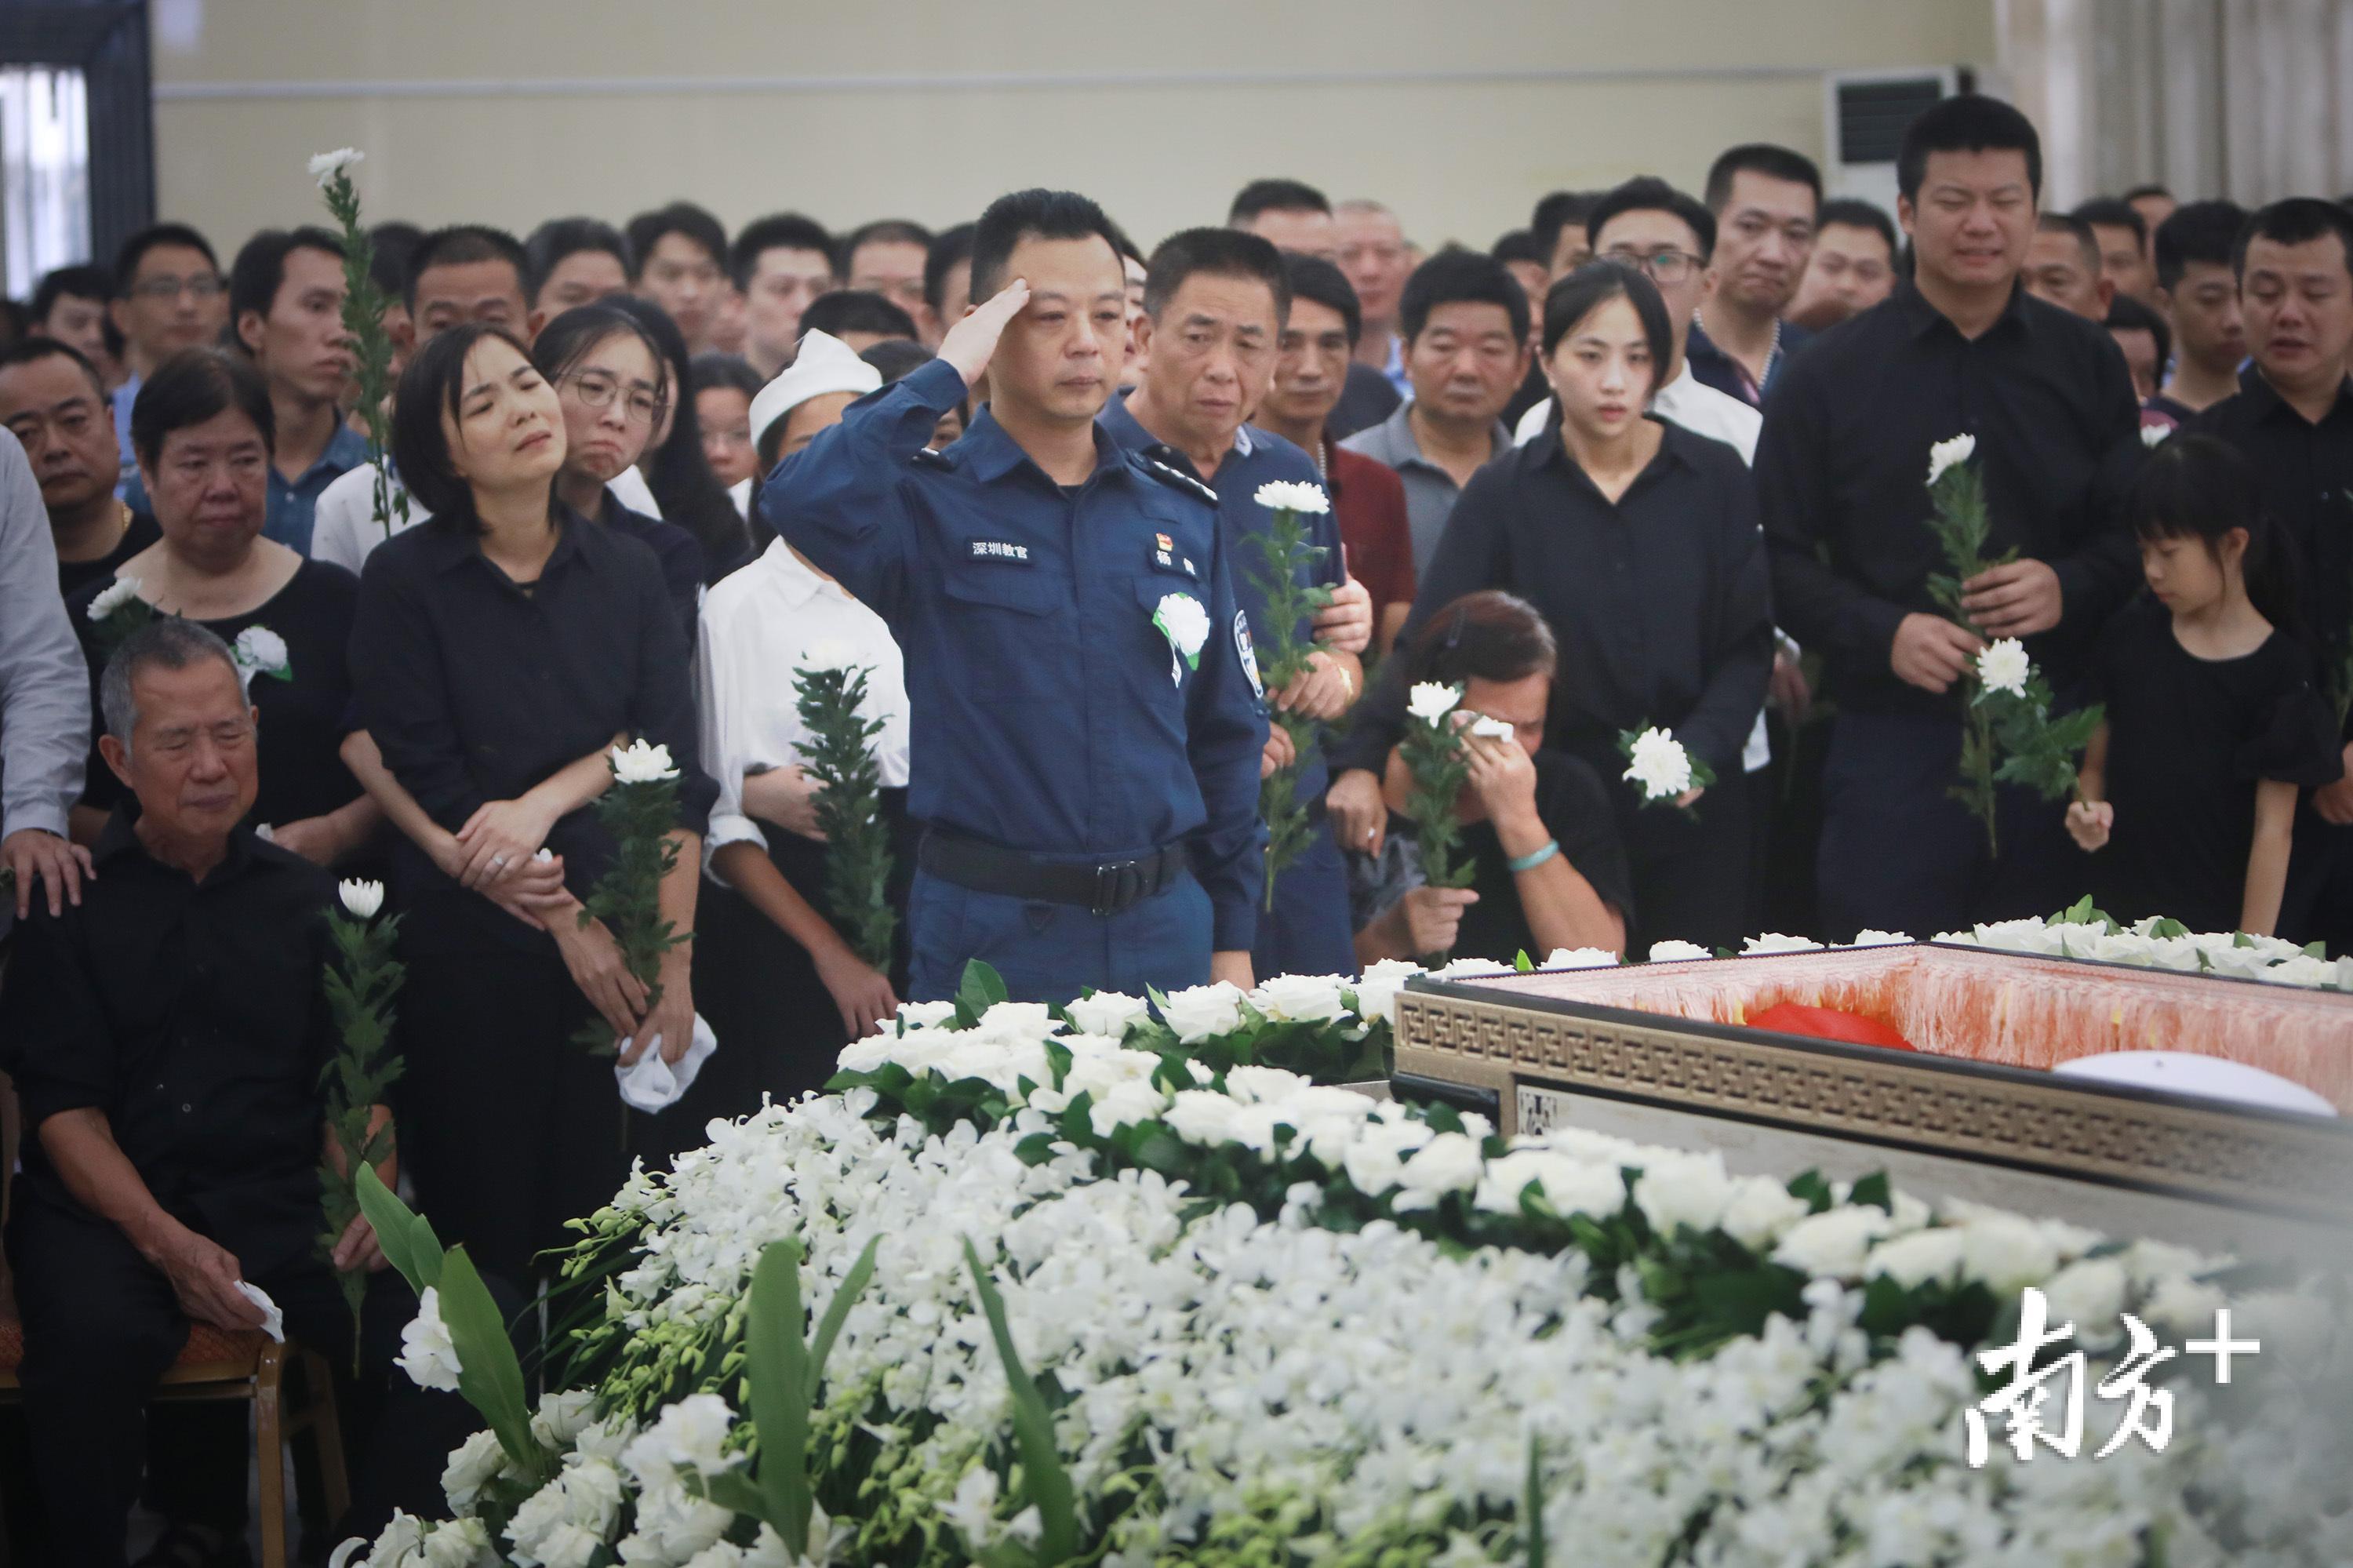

{"left": 1147, "top": 539, "right": 1199, "bottom": 579}
{"left": 970, "top": 540, "right": 1031, "bottom": 563}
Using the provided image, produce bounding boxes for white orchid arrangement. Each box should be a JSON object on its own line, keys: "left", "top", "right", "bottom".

{"left": 340, "top": 955, "right": 2348, "bottom": 1568}
{"left": 1920, "top": 434, "right": 2102, "bottom": 856}
{"left": 1244, "top": 480, "right": 1338, "bottom": 908}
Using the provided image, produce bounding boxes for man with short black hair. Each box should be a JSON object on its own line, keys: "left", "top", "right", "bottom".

{"left": 0, "top": 340, "right": 158, "bottom": 594}
{"left": 28, "top": 265, "right": 115, "bottom": 384}
{"left": 1101, "top": 227, "right": 1372, "bottom": 980}
{"left": 2104, "top": 294, "right": 2170, "bottom": 403}
{"left": 525, "top": 216, "right": 633, "bottom": 315}
{"left": 2188, "top": 196, "right": 2353, "bottom": 951}
{"left": 1342, "top": 249, "right": 1527, "bottom": 574}
{"left": 1785, "top": 198, "right": 1898, "bottom": 332}
{"left": 1337, "top": 199, "right": 1414, "bottom": 396}
{"left": 2024, "top": 211, "right": 2112, "bottom": 320}
{"left": 731, "top": 212, "right": 836, "bottom": 378}
{"left": 1229, "top": 178, "right": 1340, "bottom": 261}
{"left": 839, "top": 218, "right": 936, "bottom": 344}
{"left": 107, "top": 224, "right": 226, "bottom": 483}
{"left": 1689, "top": 144, "right": 1821, "bottom": 404}
{"left": 2124, "top": 183, "right": 2177, "bottom": 235}
{"left": 1758, "top": 95, "right": 2144, "bottom": 938}
{"left": 1530, "top": 190, "right": 1600, "bottom": 280}
{"left": 197, "top": 227, "right": 368, "bottom": 555}
{"left": 1231, "top": 179, "right": 1397, "bottom": 439}
{"left": 2073, "top": 195, "right": 2158, "bottom": 304}
{"left": 768, "top": 187, "right": 1268, "bottom": 1002}
{"left": 2151, "top": 199, "right": 2249, "bottom": 418}
{"left": 925, "top": 222, "right": 976, "bottom": 349}
{"left": 799, "top": 290, "right": 920, "bottom": 354}
{"left": 626, "top": 201, "right": 730, "bottom": 355}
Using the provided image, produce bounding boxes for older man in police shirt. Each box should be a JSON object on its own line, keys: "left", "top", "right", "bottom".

{"left": 1100, "top": 227, "right": 1373, "bottom": 980}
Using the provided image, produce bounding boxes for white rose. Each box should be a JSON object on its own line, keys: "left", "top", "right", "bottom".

{"left": 420, "top": 1518, "right": 496, "bottom": 1568}
{"left": 963, "top": 1001, "right": 1060, "bottom": 1046}
{"left": 1390, "top": 1132, "right": 1486, "bottom": 1211}
{"left": 894, "top": 999, "right": 958, "bottom": 1031}
{"left": 338, "top": 879, "right": 385, "bottom": 919}
{"left": 1152, "top": 592, "right": 1209, "bottom": 663}
{"left": 2256, "top": 953, "right": 2336, "bottom": 988}
{"left": 1864, "top": 1228, "right": 1965, "bottom": 1289}
{"left": 1347, "top": 958, "right": 1422, "bottom": 1024}
{"left": 1406, "top": 682, "right": 1461, "bottom": 724}
{"left": 309, "top": 146, "right": 365, "bottom": 183}
{"left": 1647, "top": 939, "right": 1711, "bottom": 962}
{"left": 2140, "top": 423, "right": 2172, "bottom": 449}
{"left": 1975, "top": 638, "right": 2031, "bottom": 699}
{"left": 2085, "top": 930, "right": 2156, "bottom": 966}
{"left": 1771, "top": 1206, "right": 1894, "bottom": 1279}
{"left": 2142, "top": 1273, "right": 2228, "bottom": 1335}
{"left": 1741, "top": 932, "right": 1824, "bottom": 955}
{"left": 351, "top": 1512, "right": 426, "bottom": 1568}
{"left": 1540, "top": 948, "right": 1620, "bottom": 970}
{"left": 1632, "top": 1149, "right": 1733, "bottom": 1238}
{"left": 87, "top": 575, "right": 144, "bottom": 620}
{"left": 531, "top": 1389, "right": 598, "bottom": 1448}
{"left": 2040, "top": 1257, "right": 2129, "bottom": 1333}
{"left": 609, "top": 739, "right": 680, "bottom": 785}
{"left": 1253, "top": 478, "right": 1331, "bottom": 515}
{"left": 529, "top": 1523, "right": 604, "bottom": 1568}
{"left": 1849, "top": 930, "right": 1911, "bottom": 947}
{"left": 1158, "top": 981, "right": 1246, "bottom": 1042}
{"left": 1958, "top": 1214, "right": 2060, "bottom": 1296}
{"left": 1433, "top": 956, "right": 1511, "bottom": 977}
{"left": 1063, "top": 990, "right": 1149, "bottom": 1039}
{"left": 1249, "top": 972, "right": 1351, "bottom": 1024}
{"left": 1620, "top": 726, "right": 1693, "bottom": 800}
{"left": 1086, "top": 1079, "right": 1169, "bottom": 1137}
{"left": 1973, "top": 917, "right": 2064, "bottom": 956}
{"left": 440, "top": 1428, "right": 509, "bottom": 1512}
{"left": 620, "top": 1483, "right": 735, "bottom": 1563}
{"left": 1719, "top": 1178, "right": 1813, "bottom": 1252}
{"left": 395, "top": 1287, "right": 462, "bottom": 1392}
{"left": 1926, "top": 431, "right": 1977, "bottom": 487}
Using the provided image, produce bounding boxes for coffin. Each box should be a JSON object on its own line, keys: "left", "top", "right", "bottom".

{"left": 1393, "top": 943, "right": 2353, "bottom": 1246}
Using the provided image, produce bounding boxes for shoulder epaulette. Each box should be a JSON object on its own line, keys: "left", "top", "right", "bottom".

{"left": 1144, "top": 457, "right": 1218, "bottom": 506}
{"left": 912, "top": 447, "right": 953, "bottom": 470}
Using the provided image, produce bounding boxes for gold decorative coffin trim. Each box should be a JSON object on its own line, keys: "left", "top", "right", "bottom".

{"left": 1392, "top": 977, "right": 2353, "bottom": 1221}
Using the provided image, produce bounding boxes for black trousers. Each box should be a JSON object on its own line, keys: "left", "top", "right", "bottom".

{"left": 3, "top": 1194, "right": 471, "bottom": 1568}
{"left": 1617, "top": 766, "right": 1753, "bottom": 955}
{"left": 396, "top": 948, "right": 631, "bottom": 1293}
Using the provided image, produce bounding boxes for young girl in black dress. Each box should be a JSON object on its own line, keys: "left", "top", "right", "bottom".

{"left": 2065, "top": 434, "right": 2342, "bottom": 935}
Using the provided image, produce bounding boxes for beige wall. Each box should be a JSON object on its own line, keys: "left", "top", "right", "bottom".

{"left": 154, "top": 0, "right": 1993, "bottom": 256}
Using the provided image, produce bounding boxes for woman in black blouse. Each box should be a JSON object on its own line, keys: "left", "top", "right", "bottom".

{"left": 348, "top": 322, "right": 715, "bottom": 1287}
{"left": 1329, "top": 264, "right": 1773, "bottom": 951}
{"left": 66, "top": 348, "right": 377, "bottom": 866}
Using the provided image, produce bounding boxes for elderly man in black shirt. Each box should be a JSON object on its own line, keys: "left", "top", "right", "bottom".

{"left": 2188, "top": 198, "right": 2353, "bottom": 953}
{"left": 1758, "top": 96, "right": 2143, "bottom": 940}
{"left": 0, "top": 619, "right": 453, "bottom": 1566}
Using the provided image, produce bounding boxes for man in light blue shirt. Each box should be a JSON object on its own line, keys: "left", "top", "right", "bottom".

{"left": 106, "top": 224, "right": 227, "bottom": 491}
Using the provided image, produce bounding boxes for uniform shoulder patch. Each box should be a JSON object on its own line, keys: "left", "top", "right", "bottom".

{"left": 912, "top": 447, "right": 953, "bottom": 469}
{"left": 1143, "top": 458, "right": 1218, "bottom": 507}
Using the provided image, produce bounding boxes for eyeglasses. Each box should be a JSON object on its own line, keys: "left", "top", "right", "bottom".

{"left": 1601, "top": 248, "right": 1704, "bottom": 285}
{"left": 563, "top": 371, "right": 667, "bottom": 426}
{"left": 129, "top": 274, "right": 224, "bottom": 302}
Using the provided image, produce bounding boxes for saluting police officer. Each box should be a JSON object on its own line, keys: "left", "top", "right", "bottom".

{"left": 1100, "top": 227, "right": 1373, "bottom": 980}
{"left": 765, "top": 188, "right": 1267, "bottom": 1004}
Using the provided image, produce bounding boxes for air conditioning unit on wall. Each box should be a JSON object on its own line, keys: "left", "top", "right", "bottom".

{"left": 1824, "top": 68, "right": 1962, "bottom": 220}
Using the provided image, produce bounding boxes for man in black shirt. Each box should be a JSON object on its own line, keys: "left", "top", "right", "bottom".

{"left": 0, "top": 338, "right": 160, "bottom": 595}
{"left": 1758, "top": 96, "right": 2143, "bottom": 939}
{"left": 2188, "top": 198, "right": 2353, "bottom": 951}
{"left": 0, "top": 620, "right": 450, "bottom": 1564}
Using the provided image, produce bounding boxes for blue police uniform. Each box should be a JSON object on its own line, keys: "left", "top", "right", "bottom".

{"left": 764, "top": 358, "right": 1267, "bottom": 1003}
{"left": 1097, "top": 400, "right": 1358, "bottom": 979}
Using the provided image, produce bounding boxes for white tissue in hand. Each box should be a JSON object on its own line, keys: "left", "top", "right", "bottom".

{"left": 235, "top": 1282, "right": 285, "bottom": 1342}
{"left": 615, "top": 1013, "right": 719, "bottom": 1111}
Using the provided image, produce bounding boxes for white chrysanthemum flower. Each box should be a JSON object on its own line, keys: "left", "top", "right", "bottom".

{"left": 1647, "top": 939, "right": 1711, "bottom": 962}
{"left": 309, "top": 147, "right": 365, "bottom": 184}
{"left": 610, "top": 739, "right": 679, "bottom": 784}
{"left": 2140, "top": 423, "right": 2173, "bottom": 449}
{"left": 1253, "top": 478, "right": 1331, "bottom": 515}
{"left": 87, "top": 575, "right": 144, "bottom": 620}
{"left": 1151, "top": 592, "right": 1209, "bottom": 662}
{"left": 1406, "top": 682, "right": 1461, "bottom": 724}
{"left": 1621, "top": 726, "right": 1693, "bottom": 799}
{"left": 1976, "top": 638, "right": 2031, "bottom": 698}
{"left": 1926, "top": 431, "right": 1977, "bottom": 486}
{"left": 794, "top": 638, "right": 859, "bottom": 673}
{"left": 337, "top": 879, "right": 384, "bottom": 919}
{"left": 395, "top": 1287, "right": 461, "bottom": 1392}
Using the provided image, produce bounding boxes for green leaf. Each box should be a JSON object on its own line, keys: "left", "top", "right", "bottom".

{"left": 806, "top": 1234, "right": 882, "bottom": 1402}
{"left": 962, "top": 1238, "right": 1078, "bottom": 1564}
{"left": 355, "top": 1164, "right": 441, "bottom": 1293}
{"left": 959, "top": 960, "right": 1009, "bottom": 1019}
{"left": 1515, "top": 949, "right": 1534, "bottom": 973}
{"left": 437, "top": 1247, "right": 540, "bottom": 1474}
{"left": 1525, "top": 1434, "right": 1546, "bottom": 1568}
{"left": 1786, "top": 1170, "right": 1833, "bottom": 1213}
{"left": 1848, "top": 1171, "right": 1893, "bottom": 1214}
{"left": 748, "top": 1239, "right": 810, "bottom": 1548}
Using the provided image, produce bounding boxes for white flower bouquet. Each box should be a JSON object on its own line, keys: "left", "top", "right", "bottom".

{"left": 342, "top": 955, "right": 2349, "bottom": 1568}
{"left": 318, "top": 878, "right": 404, "bottom": 1373}
{"left": 1244, "top": 480, "right": 1337, "bottom": 908}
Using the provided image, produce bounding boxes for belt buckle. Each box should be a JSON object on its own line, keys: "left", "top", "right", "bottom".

{"left": 1089, "top": 862, "right": 1120, "bottom": 919}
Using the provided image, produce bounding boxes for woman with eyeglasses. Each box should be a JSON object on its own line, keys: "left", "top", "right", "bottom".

{"left": 531, "top": 304, "right": 707, "bottom": 641}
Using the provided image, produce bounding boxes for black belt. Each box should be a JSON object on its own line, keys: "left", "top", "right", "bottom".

{"left": 918, "top": 830, "right": 1188, "bottom": 918}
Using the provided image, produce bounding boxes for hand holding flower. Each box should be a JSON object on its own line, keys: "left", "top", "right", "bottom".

{"left": 1960, "top": 558, "right": 2064, "bottom": 638}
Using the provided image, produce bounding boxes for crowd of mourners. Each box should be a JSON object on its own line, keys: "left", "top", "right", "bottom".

{"left": 0, "top": 90, "right": 2348, "bottom": 1562}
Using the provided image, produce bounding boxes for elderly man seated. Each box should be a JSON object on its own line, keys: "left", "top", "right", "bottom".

{"left": 0, "top": 619, "right": 456, "bottom": 1567}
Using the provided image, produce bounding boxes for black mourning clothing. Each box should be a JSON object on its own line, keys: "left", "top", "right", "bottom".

{"left": 56, "top": 508, "right": 160, "bottom": 597}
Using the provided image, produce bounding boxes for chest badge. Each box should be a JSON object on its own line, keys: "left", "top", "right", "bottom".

{"left": 970, "top": 540, "right": 1031, "bottom": 563}
{"left": 1234, "top": 609, "right": 1264, "bottom": 700}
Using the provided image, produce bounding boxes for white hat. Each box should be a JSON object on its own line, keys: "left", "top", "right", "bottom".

{"left": 749, "top": 330, "right": 883, "bottom": 457}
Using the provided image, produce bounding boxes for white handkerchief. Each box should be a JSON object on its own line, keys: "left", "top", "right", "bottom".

{"left": 235, "top": 1281, "right": 285, "bottom": 1342}
{"left": 615, "top": 1011, "right": 718, "bottom": 1112}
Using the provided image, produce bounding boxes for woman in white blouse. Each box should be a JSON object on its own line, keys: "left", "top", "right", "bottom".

{"left": 659, "top": 334, "right": 914, "bottom": 1144}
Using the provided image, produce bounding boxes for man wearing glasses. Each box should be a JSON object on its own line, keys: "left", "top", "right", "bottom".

{"left": 104, "top": 224, "right": 227, "bottom": 487}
